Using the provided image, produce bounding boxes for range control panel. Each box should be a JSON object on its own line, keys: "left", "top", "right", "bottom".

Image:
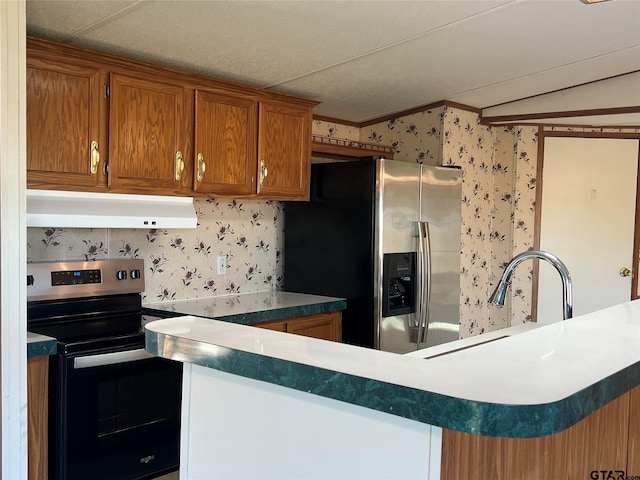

{"left": 27, "top": 259, "right": 145, "bottom": 301}
{"left": 51, "top": 268, "right": 102, "bottom": 286}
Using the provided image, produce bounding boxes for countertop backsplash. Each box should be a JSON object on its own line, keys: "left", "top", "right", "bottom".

{"left": 27, "top": 198, "right": 284, "bottom": 303}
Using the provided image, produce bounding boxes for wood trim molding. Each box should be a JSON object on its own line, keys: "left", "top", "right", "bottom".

{"left": 315, "top": 101, "right": 640, "bottom": 131}
{"left": 484, "top": 121, "right": 640, "bottom": 129}
{"left": 312, "top": 115, "right": 360, "bottom": 127}
{"left": 632, "top": 143, "right": 640, "bottom": 300}
{"left": 359, "top": 100, "right": 482, "bottom": 128}
{"left": 442, "top": 100, "right": 482, "bottom": 114}
{"left": 540, "top": 130, "right": 640, "bottom": 139}
{"left": 480, "top": 105, "right": 640, "bottom": 126}
{"left": 531, "top": 126, "right": 545, "bottom": 323}
{"left": 314, "top": 100, "right": 481, "bottom": 129}
{"left": 358, "top": 101, "right": 446, "bottom": 127}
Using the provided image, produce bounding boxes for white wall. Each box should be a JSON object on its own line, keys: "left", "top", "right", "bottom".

{"left": 181, "top": 364, "right": 442, "bottom": 480}
{"left": 538, "top": 136, "right": 639, "bottom": 322}
{"left": 0, "top": 1, "right": 27, "bottom": 478}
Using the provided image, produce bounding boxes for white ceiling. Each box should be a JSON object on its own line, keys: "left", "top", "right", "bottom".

{"left": 26, "top": 0, "right": 640, "bottom": 127}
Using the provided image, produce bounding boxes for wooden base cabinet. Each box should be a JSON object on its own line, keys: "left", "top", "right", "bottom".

{"left": 28, "top": 356, "right": 49, "bottom": 480}
{"left": 256, "top": 312, "right": 342, "bottom": 342}
{"left": 441, "top": 385, "right": 640, "bottom": 480}
{"left": 629, "top": 385, "right": 640, "bottom": 473}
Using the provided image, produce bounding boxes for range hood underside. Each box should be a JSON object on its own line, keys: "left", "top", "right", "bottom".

{"left": 27, "top": 189, "right": 198, "bottom": 229}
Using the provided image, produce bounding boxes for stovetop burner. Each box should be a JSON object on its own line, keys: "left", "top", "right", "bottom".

{"left": 27, "top": 259, "right": 147, "bottom": 345}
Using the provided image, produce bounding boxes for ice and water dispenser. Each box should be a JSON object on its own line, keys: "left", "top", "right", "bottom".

{"left": 382, "top": 252, "right": 416, "bottom": 317}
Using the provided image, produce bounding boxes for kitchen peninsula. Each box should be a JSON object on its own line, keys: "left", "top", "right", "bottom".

{"left": 146, "top": 300, "right": 640, "bottom": 479}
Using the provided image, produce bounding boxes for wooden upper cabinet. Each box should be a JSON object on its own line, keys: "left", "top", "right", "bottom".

{"left": 257, "top": 101, "right": 311, "bottom": 200}
{"left": 26, "top": 37, "right": 318, "bottom": 199}
{"left": 108, "top": 73, "right": 190, "bottom": 193}
{"left": 194, "top": 90, "right": 257, "bottom": 195}
{"left": 26, "top": 57, "right": 106, "bottom": 189}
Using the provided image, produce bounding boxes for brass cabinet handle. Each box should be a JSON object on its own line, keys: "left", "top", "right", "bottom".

{"left": 175, "top": 151, "right": 185, "bottom": 180}
{"left": 620, "top": 267, "right": 632, "bottom": 277}
{"left": 197, "top": 153, "right": 206, "bottom": 182}
{"left": 90, "top": 141, "right": 100, "bottom": 175}
{"left": 259, "top": 159, "right": 268, "bottom": 186}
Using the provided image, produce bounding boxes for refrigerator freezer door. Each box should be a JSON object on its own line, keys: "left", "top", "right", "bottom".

{"left": 419, "top": 166, "right": 462, "bottom": 348}
{"left": 377, "top": 160, "right": 422, "bottom": 353}
{"left": 284, "top": 160, "right": 377, "bottom": 348}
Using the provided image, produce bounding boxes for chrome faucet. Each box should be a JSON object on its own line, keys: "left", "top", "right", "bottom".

{"left": 489, "top": 249, "right": 573, "bottom": 320}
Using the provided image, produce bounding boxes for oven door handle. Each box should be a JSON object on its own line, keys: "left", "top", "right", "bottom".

{"left": 73, "top": 348, "right": 155, "bottom": 369}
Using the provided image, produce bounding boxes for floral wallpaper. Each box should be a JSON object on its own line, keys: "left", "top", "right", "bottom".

{"left": 312, "top": 119, "right": 360, "bottom": 141}
{"left": 28, "top": 114, "right": 637, "bottom": 334}
{"left": 27, "top": 198, "right": 284, "bottom": 304}
{"left": 509, "top": 127, "right": 539, "bottom": 325}
{"left": 362, "top": 108, "right": 444, "bottom": 166}
{"left": 315, "top": 108, "right": 538, "bottom": 338}
{"left": 441, "top": 108, "right": 507, "bottom": 335}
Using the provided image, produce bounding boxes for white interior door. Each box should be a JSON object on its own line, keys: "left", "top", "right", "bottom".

{"left": 537, "top": 137, "right": 639, "bottom": 324}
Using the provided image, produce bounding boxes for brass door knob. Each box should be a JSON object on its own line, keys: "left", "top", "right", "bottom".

{"left": 620, "top": 267, "right": 632, "bottom": 277}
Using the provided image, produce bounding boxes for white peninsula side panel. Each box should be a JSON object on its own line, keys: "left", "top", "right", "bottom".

{"left": 180, "top": 363, "right": 442, "bottom": 479}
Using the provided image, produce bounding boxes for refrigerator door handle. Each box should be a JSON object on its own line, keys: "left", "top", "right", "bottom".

{"left": 417, "top": 221, "right": 432, "bottom": 345}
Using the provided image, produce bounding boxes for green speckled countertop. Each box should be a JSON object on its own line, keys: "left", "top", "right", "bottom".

{"left": 146, "top": 300, "right": 640, "bottom": 439}
{"left": 27, "top": 332, "right": 57, "bottom": 358}
{"left": 143, "top": 290, "right": 346, "bottom": 324}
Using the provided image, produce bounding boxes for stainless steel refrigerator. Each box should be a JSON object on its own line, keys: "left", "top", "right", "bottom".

{"left": 284, "top": 158, "right": 462, "bottom": 353}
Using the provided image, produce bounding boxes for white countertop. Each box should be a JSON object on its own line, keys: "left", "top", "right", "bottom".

{"left": 145, "top": 300, "right": 640, "bottom": 436}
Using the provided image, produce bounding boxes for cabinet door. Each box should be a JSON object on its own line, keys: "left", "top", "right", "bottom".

{"left": 194, "top": 90, "right": 257, "bottom": 195}
{"left": 629, "top": 385, "right": 640, "bottom": 473}
{"left": 109, "top": 74, "right": 189, "bottom": 193}
{"left": 257, "top": 101, "right": 311, "bottom": 200}
{"left": 255, "top": 320, "right": 287, "bottom": 332}
{"left": 28, "top": 356, "right": 49, "bottom": 480}
{"left": 286, "top": 312, "right": 342, "bottom": 342}
{"left": 27, "top": 58, "right": 105, "bottom": 189}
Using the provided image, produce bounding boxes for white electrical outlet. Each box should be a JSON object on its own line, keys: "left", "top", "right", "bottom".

{"left": 217, "top": 255, "right": 227, "bottom": 275}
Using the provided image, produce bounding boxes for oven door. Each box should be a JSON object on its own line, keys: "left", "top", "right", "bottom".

{"left": 50, "top": 346, "right": 182, "bottom": 480}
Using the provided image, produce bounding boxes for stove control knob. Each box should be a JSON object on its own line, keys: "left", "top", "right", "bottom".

{"left": 130, "top": 269, "right": 141, "bottom": 279}
{"left": 116, "top": 270, "right": 128, "bottom": 280}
